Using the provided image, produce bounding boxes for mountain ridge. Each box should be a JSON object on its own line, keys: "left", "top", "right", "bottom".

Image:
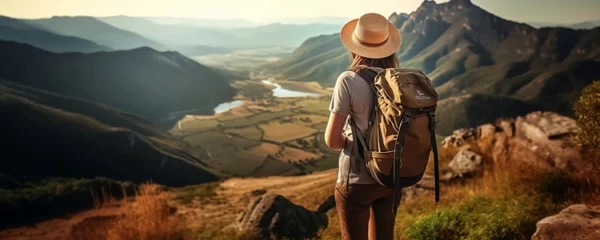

{"left": 270, "top": 0, "right": 600, "bottom": 132}
{"left": 0, "top": 16, "right": 111, "bottom": 53}
{"left": 0, "top": 40, "right": 236, "bottom": 124}
{"left": 26, "top": 16, "right": 166, "bottom": 50}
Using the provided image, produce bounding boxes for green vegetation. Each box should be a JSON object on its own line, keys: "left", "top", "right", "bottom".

{"left": 573, "top": 81, "right": 600, "bottom": 164}
{"left": 174, "top": 182, "right": 220, "bottom": 204}
{"left": 221, "top": 110, "right": 294, "bottom": 128}
{"left": 0, "top": 174, "right": 135, "bottom": 229}
{"left": 225, "top": 126, "right": 263, "bottom": 141}
{"left": 259, "top": 122, "right": 318, "bottom": 143}
{"left": 177, "top": 96, "right": 338, "bottom": 178}
{"left": 181, "top": 119, "right": 220, "bottom": 132}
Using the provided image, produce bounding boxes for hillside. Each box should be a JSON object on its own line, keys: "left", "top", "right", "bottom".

{"left": 0, "top": 16, "right": 110, "bottom": 53}
{"left": 98, "top": 16, "right": 340, "bottom": 49}
{"left": 0, "top": 81, "right": 226, "bottom": 185}
{"left": 0, "top": 40, "right": 236, "bottom": 124}
{"left": 272, "top": 0, "right": 600, "bottom": 122}
{"left": 26, "top": 16, "right": 166, "bottom": 50}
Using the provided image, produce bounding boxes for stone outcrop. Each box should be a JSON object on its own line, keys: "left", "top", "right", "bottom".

{"left": 532, "top": 204, "right": 600, "bottom": 240}
{"left": 441, "top": 111, "right": 586, "bottom": 172}
{"left": 448, "top": 148, "right": 483, "bottom": 177}
{"left": 237, "top": 194, "right": 329, "bottom": 239}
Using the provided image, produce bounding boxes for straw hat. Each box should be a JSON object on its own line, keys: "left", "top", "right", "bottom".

{"left": 340, "top": 13, "right": 402, "bottom": 59}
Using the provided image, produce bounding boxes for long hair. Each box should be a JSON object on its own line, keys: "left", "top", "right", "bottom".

{"left": 348, "top": 52, "right": 399, "bottom": 72}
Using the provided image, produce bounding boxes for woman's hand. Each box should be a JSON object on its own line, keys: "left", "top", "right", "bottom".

{"left": 325, "top": 112, "right": 348, "bottom": 150}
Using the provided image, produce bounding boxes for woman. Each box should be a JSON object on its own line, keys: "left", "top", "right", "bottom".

{"left": 324, "top": 12, "right": 402, "bottom": 240}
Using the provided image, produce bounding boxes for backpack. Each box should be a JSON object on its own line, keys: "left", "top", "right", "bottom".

{"left": 350, "top": 67, "right": 440, "bottom": 211}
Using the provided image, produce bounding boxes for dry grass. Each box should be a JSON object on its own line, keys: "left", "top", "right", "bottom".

{"left": 80, "top": 183, "right": 190, "bottom": 240}
{"left": 106, "top": 183, "right": 188, "bottom": 240}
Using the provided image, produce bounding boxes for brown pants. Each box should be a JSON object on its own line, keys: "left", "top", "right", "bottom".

{"left": 334, "top": 183, "right": 402, "bottom": 240}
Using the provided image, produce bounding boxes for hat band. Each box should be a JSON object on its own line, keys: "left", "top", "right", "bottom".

{"left": 352, "top": 33, "right": 389, "bottom": 47}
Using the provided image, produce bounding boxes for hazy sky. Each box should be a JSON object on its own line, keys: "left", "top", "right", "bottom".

{"left": 1, "top": 0, "right": 599, "bottom": 24}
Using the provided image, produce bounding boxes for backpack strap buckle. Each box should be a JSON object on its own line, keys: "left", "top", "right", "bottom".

{"left": 428, "top": 111, "right": 436, "bottom": 129}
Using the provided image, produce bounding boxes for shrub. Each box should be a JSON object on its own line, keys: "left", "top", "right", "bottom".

{"left": 0, "top": 174, "right": 135, "bottom": 229}
{"left": 573, "top": 81, "right": 600, "bottom": 165}
{"left": 405, "top": 209, "right": 468, "bottom": 240}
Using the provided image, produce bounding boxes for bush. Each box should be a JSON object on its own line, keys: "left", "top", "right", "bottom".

{"left": 573, "top": 81, "right": 600, "bottom": 165}
{"left": 405, "top": 194, "right": 561, "bottom": 240}
{"left": 405, "top": 209, "right": 468, "bottom": 240}
{"left": 0, "top": 174, "right": 135, "bottom": 229}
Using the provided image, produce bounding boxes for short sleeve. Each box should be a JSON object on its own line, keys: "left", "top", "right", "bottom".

{"left": 329, "top": 71, "right": 352, "bottom": 117}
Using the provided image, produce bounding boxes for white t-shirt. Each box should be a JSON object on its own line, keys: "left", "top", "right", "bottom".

{"left": 329, "top": 69, "right": 383, "bottom": 184}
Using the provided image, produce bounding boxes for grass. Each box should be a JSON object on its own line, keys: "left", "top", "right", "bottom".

{"left": 0, "top": 174, "right": 135, "bottom": 229}
{"left": 174, "top": 182, "right": 220, "bottom": 204}
{"left": 272, "top": 145, "right": 321, "bottom": 162}
{"left": 179, "top": 119, "right": 220, "bottom": 132}
{"left": 78, "top": 183, "right": 191, "bottom": 240}
{"left": 225, "top": 126, "right": 263, "bottom": 141}
{"left": 259, "top": 122, "right": 318, "bottom": 143}
{"left": 221, "top": 110, "right": 294, "bottom": 128}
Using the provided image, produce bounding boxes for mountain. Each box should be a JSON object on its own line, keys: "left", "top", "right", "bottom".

{"left": 0, "top": 16, "right": 110, "bottom": 53}
{"left": 530, "top": 19, "right": 600, "bottom": 29}
{"left": 99, "top": 16, "right": 340, "bottom": 49}
{"left": 272, "top": 0, "right": 600, "bottom": 122}
{"left": 145, "top": 16, "right": 258, "bottom": 28}
{"left": 98, "top": 15, "right": 234, "bottom": 55}
{"left": 569, "top": 19, "right": 600, "bottom": 29}
{"left": 26, "top": 16, "right": 166, "bottom": 50}
{"left": 0, "top": 80, "right": 226, "bottom": 186}
{"left": 0, "top": 40, "right": 236, "bottom": 124}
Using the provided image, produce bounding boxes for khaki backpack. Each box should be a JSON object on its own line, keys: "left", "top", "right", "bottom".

{"left": 350, "top": 67, "right": 440, "bottom": 211}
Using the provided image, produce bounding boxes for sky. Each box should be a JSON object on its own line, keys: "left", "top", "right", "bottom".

{"left": 1, "top": 0, "right": 599, "bottom": 24}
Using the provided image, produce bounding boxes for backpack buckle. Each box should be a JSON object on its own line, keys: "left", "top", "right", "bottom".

{"left": 428, "top": 111, "right": 437, "bottom": 129}
{"left": 401, "top": 114, "right": 412, "bottom": 128}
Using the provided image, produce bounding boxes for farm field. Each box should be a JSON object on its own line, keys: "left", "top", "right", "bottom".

{"left": 170, "top": 84, "right": 338, "bottom": 177}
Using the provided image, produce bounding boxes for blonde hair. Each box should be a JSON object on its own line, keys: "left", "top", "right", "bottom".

{"left": 348, "top": 52, "right": 399, "bottom": 72}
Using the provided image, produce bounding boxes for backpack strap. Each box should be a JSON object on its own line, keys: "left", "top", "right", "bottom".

{"left": 428, "top": 110, "right": 440, "bottom": 203}
{"left": 349, "top": 68, "right": 380, "bottom": 175}
{"left": 392, "top": 109, "right": 413, "bottom": 212}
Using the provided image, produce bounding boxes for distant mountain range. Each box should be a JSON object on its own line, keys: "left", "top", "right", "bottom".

{"left": 529, "top": 19, "right": 600, "bottom": 29}
{"left": 272, "top": 0, "right": 600, "bottom": 134}
{"left": 99, "top": 16, "right": 341, "bottom": 50}
{"left": 0, "top": 80, "right": 226, "bottom": 186}
{"left": 0, "top": 40, "right": 236, "bottom": 124}
{"left": 25, "top": 16, "right": 166, "bottom": 51}
{"left": 0, "top": 16, "right": 111, "bottom": 53}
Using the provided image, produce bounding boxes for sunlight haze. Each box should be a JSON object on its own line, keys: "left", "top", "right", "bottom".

{"left": 2, "top": 0, "right": 599, "bottom": 24}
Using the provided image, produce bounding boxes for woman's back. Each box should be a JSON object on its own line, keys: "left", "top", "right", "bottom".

{"left": 330, "top": 69, "right": 380, "bottom": 185}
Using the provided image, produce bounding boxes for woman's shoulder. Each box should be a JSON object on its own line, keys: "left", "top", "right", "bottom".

{"left": 335, "top": 71, "right": 358, "bottom": 86}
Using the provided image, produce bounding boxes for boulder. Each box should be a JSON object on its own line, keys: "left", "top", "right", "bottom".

{"left": 441, "top": 128, "right": 477, "bottom": 148}
{"left": 237, "top": 194, "right": 328, "bottom": 239}
{"left": 532, "top": 204, "right": 600, "bottom": 240}
{"left": 448, "top": 148, "right": 483, "bottom": 177}
{"left": 515, "top": 111, "right": 579, "bottom": 143}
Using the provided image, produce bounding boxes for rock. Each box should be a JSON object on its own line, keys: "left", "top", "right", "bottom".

{"left": 532, "top": 204, "right": 600, "bottom": 240}
{"left": 476, "top": 123, "right": 497, "bottom": 140}
{"left": 448, "top": 148, "right": 483, "bottom": 177}
{"left": 441, "top": 128, "right": 477, "bottom": 148}
{"left": 496, "top": 118, "right": 515, "bottom": 137}
{"left": 513, "top": 111, "right": 581, "bottom": 170}
{"left": 237, "top": 194, "right": 328, "bottom": 239}
{"left": 515, "top": 111, "right": 579, "bottom": 143}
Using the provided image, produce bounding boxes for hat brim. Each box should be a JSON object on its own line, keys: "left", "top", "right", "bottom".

{"left": 340, "top": 18, "right": 402, "bottom": 59}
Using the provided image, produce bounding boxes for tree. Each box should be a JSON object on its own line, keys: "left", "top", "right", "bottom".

{"left": 574, "top": 81, "right": 600, "bottom": 166}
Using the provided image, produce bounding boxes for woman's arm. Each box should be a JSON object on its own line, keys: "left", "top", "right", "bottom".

{"left": 325, "top": 111, "right": 348, "bottom": 150}
{"left": 325, "top": 72, "right": 353, "bottom": 150}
